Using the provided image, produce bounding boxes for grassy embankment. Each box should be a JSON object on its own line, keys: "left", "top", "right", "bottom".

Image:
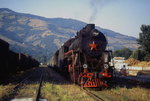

{"left": 91, "top": 86, "right": 150, "bottom": 101}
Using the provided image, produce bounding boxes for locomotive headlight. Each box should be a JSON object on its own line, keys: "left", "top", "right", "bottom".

{"left": 93, "top": 32, "right": 99, "bottom": 36}
{"left": 83, "top": 64, "right": 88, "bottom": 68}
{"left": 104, "top": 64, "right": 109, "bottom": 69}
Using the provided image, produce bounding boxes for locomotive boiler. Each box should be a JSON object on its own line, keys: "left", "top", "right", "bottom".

{"left": 51, "top": 24, "right": 114, "bottom": 87}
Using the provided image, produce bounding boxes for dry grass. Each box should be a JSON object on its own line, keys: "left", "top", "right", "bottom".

{"left": 0, "top": 67, "right": 38, "bottom": 100}
{"left": 0, "top": 84, "right": 15, "bottom": 99}
{"left": 1, "top": 82, "right": 149, "bottom": 101}
{"left": 92, "top": 86, "right": 150, "bottom": 101}
{"left": 15, "top": 83, "right": 38, "bottom": 98}
{"left": 0, "top": 83, "right": 39, "bottom": 100}
{"left": 116, "top": 87, "right": 150, "bottom": 101}
{"left": 41, "top": 82, "right": 94, "bottom": 101}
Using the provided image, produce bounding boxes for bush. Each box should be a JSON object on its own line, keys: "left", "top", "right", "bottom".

{"left": 144, "top": 54, "right": 150, "bottom": 61}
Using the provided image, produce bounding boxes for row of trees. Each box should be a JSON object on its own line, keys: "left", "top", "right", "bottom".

{"left": 113, "top": 48, "right": 132, "bottom": 59}
{"left": 113, "top": 25, "right": 150, "bottom": 61}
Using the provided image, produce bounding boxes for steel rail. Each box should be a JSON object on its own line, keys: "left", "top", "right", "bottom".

{"left": 81, "top": 88, "right": 105, "bottom": 101}
{"left": 34, "top": 70, "right": 44, "bottom": 101}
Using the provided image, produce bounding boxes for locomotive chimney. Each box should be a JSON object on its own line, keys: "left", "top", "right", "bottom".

{"left": 85, "top": 24, "right": 95, "bottom": 31}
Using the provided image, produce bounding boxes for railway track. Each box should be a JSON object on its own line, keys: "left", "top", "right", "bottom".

{"left": 1, "top": 74, "right": 33, "bottom": 101}
{"left": 2, "top": 67, "right": 148, "bottom": 101}
{"left": 113, "top": 75, "right": 150, "bottom": 89}
{"left": 82, "top": 88, "right": 105, "bottom": 101}
{"left": 115, "top": 75, "right": 150, "bottom": 83}
{"left": 1, "top": 68, "right": 44, "bottom": 101}
{"left": 34, "top": 69, "right": 44, "bottom": 101}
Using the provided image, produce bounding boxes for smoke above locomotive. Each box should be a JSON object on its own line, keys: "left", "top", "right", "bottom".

{"left": 64, "top": 24, "right": 107, "bottom": 58}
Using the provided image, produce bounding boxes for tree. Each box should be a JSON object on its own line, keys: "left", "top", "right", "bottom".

{"left": 130, "top": 49, "right": 145, "bottom": 61}
{"left": 137, "top": 25, "right": 150, "bottom": 61}
{"left": 113, "top": 48, "right": 132, "bottom": 59}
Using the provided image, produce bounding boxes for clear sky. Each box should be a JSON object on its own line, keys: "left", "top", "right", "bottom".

{"left": 0, "top": 0, "right": 150, "bottom": 38}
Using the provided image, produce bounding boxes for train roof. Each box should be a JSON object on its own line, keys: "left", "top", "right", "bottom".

{"left": 0, "top": 38, "right": 9, "bottom": 48}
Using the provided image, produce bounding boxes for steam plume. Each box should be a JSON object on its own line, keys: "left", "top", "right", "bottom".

{"left": 89, "top": 0, "right": 112, "bottom": 23}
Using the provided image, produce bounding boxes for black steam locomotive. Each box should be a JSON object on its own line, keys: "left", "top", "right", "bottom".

{"left": 51, "top": 24, "right": 114, "bottom": 87}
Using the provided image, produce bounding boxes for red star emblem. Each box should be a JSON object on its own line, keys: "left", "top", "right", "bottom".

{"left": 89, "top": 41, "right": 97, "bottom": 50}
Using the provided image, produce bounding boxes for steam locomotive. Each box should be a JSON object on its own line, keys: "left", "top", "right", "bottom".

{"left": 51, "top": 24, "right": 114, "bottom": 87}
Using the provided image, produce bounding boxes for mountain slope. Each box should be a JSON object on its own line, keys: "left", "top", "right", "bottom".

{"left": 0, "top": 8, "right": 139, "bottom": 62}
